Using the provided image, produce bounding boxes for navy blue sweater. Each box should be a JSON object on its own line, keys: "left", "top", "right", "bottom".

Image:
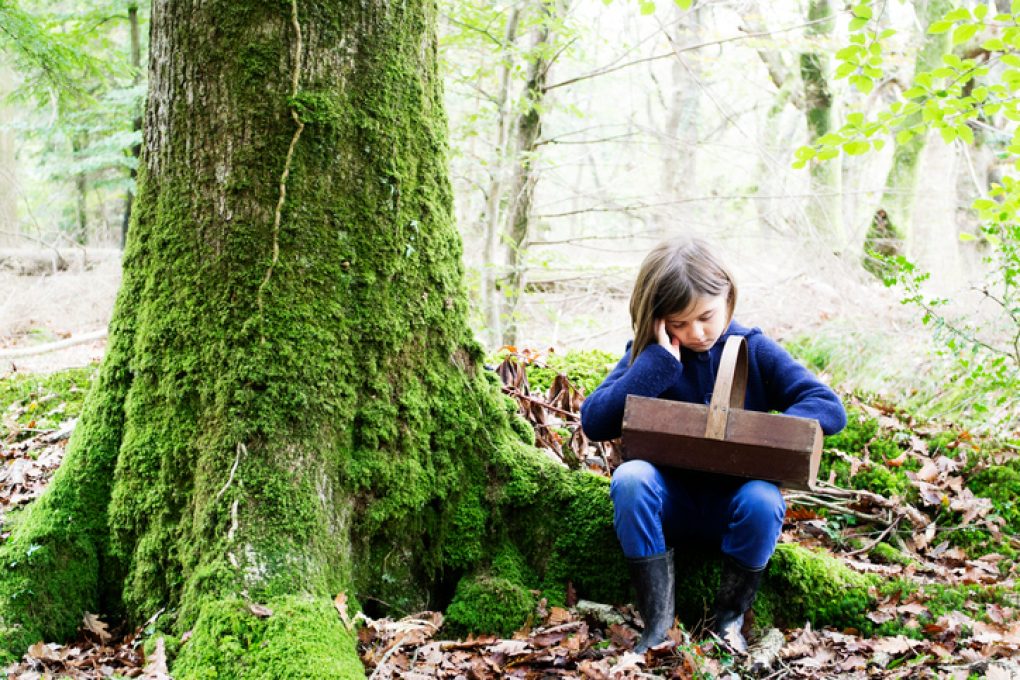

{"left": 581, "top": 321, "right": 847, "bottom": 441}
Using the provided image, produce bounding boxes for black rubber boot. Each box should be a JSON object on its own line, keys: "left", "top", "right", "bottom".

{"left": 627, "top": 549, "right": 675, "bottom": 653}
{"left": 710, "top": 557, "right": 764, "bottom": 654}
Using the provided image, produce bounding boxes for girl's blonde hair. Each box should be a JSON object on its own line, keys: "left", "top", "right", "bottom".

{"left": 629, "top": 237, "right": 737, "bottom": 363}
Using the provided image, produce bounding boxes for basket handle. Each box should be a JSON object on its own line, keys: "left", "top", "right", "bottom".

{"left": 705, "top": 336, "right": 748, "bottom": 440}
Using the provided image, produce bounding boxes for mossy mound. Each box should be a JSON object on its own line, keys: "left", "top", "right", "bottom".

{"left": 444, "top": 575, "right": 537, "bottom": 637}
{"left": 171, "top": 595, "right": 361, "bottom": 680}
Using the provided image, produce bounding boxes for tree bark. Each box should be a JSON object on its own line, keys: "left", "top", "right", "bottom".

{"left": 799, "top": 0, "right": 845, "bottom": 249}
{"left": 866, "top": 0, "right": 953, "bottom": 276}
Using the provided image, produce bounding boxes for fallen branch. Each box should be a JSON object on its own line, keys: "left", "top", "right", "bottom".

{"left": 0, "top": 329, "right": 107, "bottom": 358}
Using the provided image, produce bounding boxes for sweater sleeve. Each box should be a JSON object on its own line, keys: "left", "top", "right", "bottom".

{"left": 580, "top": 343, "right": 684, "bottom": 441}
{"left": 753, "top": 334, "right": 847, "bottom": 435}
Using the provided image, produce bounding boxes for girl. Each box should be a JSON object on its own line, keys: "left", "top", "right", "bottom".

{"left": 580, "top": 237, "right": 846, "bottom": 653}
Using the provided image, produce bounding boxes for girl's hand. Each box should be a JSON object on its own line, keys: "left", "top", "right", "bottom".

{"left": 655, "top": 318, "right": 681, "bottom": 363}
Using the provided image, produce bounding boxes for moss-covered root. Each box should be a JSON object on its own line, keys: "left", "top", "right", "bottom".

{"left": 0, "top": 499, "right": 100, "bottom": 664}
{"left": 760, "top": 543, "right": 875, "bottom": 631}
{"left": 172, "top": 595, "right": 362, "bottom": 679}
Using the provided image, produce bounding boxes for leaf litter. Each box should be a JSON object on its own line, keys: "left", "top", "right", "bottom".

{"left": 4, "top": 356, "right": 1020, "bottom": 677}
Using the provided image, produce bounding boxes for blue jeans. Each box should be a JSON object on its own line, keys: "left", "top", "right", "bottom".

{"left": 610, "top": 459, "right": 785, "bottom": 570}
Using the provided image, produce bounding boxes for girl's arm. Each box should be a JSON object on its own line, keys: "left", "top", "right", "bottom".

{"left": 580, "top": 343, "right": 683, "bottom": 441}
{"left": 753, "top": 335, "right": 847, "bottom": 435}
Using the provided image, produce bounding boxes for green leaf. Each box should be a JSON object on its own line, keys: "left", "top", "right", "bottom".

{"left": 953, "top": 24, "right": 979, "bottom": 46}
{"left": 844, "top": 141, "right": 871, "bottom": 155}
{"left": 846, "top": 112, "right": 865, "bottom": 127}
{"left": 1002, "top": 54, "right": 1020, "bottom": 68}
{"left": 850, "top": 74, "right": 875, "bottom": 93}
{"left": 872, "top": 138, "right": 885, "bottom": 152}
{"left": 982, "top": 38, "right": 1006, "bottom": 51}
{"left": 903, "top": 86, "right": 926, "bottom": 99}
{"left": 674, "top": 0, "right": 693, "bottom": 7}
{"left": 957, "top": 123, "right": 974, "bottom": 145}
{"left": 836, "top": 45, "right": 863, "bottom": 60}
{"left": 940, "top": 126, "right": 958, "bottom": 143}
{"left": 927, "top": 20, "right": 953, "bottom": 34}
{"left": 879, "top": 28, "right": 896, "bottom": 39}
{"left": 849, "top": 17, "right": 868, "bottom": 32}
{"left": 974, "top": 3, "right": 988, "bottom": 20}
{"left": 945, "top": 8, "right": 971, "bottom": 21}
{"left": 853, "top": 3, "right": 872, "bottom": 19}
{"left": 959, "top": 232, "right": 977, "bottom": 241}
{"left": 896, "top": 129, "right": 914, "bottom": 145}
{"left": 835, "top": 62, "right": 857, "bottom": 79}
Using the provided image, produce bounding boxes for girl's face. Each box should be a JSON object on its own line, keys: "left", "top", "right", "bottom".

{"left": 662, "top": 293, "right": 730, "bottom": 352}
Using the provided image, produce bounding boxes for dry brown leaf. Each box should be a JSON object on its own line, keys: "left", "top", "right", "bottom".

{"left": 334, "top": 592, "right": 355, "bottom": 630}
{"left": 872, "top": 635, "right": 921, "bottom": 655}
{"left": 27, "top": 641, "right": 60, "bottom": 660}
{"left": 141, "top": 637, "right": 172, "bottom": 680}
{"left": 83, "top": 611, "right": 111, "bottom": 643}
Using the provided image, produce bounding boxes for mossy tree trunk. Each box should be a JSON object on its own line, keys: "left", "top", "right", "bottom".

{"left": 866, "top": 0, "right": 953, "bottom": 277}
{"left": 799, "top": 0, "right": 845, "bottom": 250}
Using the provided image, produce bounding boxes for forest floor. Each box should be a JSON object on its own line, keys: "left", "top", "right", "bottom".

{"left": 3, "top": 249, "right": 1020, "bottom": 678}
{"left": 3, "top": 353, "right": 1020, "bottom": 678}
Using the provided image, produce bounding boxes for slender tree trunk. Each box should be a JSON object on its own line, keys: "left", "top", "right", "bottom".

{"left": 0, "top": 63, "right": 17, "bottom": 246}
{"left": 498, "top": 0, "right": 558, "bottom": 346}
{"left": 865, "top": 0, "right": 953, "bottom": 276}
{"left": 72, "top": 133, "right": 89, "bottom": 245}
{"left": 121, "top": 2, "right": 143, "bottom": 249}
{"left": 799, "top": 0, "right": 845, "bottom": 249}
{"left": 482, "top": 6, "right": 521, "bottom": 348}
{"left": 656, "top": 2, "right": 702, "bottom": 238}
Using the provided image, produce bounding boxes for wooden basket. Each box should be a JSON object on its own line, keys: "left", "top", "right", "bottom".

{"left": 621, "top": 336, "right": 822, "bottom": 490}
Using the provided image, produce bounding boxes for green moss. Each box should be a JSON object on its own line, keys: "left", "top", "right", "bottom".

{"left": 761, "top": 543, "right": 876, "bottom": 632}
{"left": 172, "top": 595, "right": 362, "bottom": 679}
{"left": 870, "top": 542, "right": 915, "bottom": 566}
{"left": 289, "top": 91, "right": 344, "bottom": 127}
{"left": 444, "top": 575, "right": 536, "bottom": 637}
{"left": 823, "top": 407, "right": 878, "bottom": 454}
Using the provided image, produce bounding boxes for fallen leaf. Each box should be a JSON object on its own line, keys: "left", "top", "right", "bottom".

{"left": 248, "top": 603, "right": 273, "bottom": 618}
{"left": 141, "top": 637, "right": 172, "bottom": 680}
{"left": 83, "top": 611, "right": 111, "bottom": 643}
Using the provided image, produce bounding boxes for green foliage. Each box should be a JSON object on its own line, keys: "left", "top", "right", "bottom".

{"left": 796, "top": 1, "right": 1020, "bottom": 428}
{"left": 520, "top": 349, "right": 617, "bottom": 396}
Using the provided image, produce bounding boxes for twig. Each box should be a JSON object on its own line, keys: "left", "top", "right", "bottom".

{"left": 0, "top": 329, "right": 107, "bottom": 358}
{"left": 843, "top": 515, "right": 902, "bottom": 557}
{"left": 544, "top": 16, "right": 834, "bottom": 92}
{"left": 502, "top": 387, "right": 579, "bottom": 420}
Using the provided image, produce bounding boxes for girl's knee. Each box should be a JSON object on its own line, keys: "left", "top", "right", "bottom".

{"left": 735, "top": 480, "right": 785, "bottom": 519}
{"left": 610, "top": 460, "right": 660, "bottom": 500}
